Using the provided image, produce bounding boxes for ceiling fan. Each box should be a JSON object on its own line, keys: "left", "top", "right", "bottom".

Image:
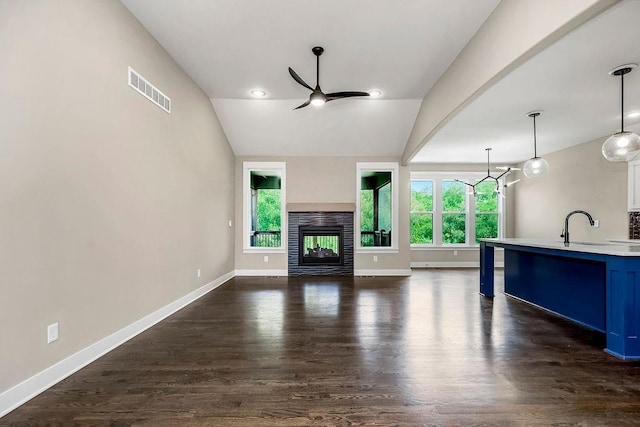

{"left": 288, "top": 46, "right": 370, "bottom": 110}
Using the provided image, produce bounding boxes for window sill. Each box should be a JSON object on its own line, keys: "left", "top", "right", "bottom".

{"left": 243, "top": 247, "right": 286, "bottom": 254}
{"left": 357, "top": 247, "right": 399, "bottom": 254}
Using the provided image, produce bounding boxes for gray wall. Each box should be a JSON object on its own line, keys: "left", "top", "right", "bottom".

{"left": 0, "top": 1, "right": 235, "bottom": 394}
{"left": 514, "top": 136, "right": 628, "bottom": 241}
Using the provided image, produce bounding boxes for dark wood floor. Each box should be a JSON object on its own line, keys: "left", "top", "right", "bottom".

{"left": 4, "top": 269, "right": 640, "bottom": 426}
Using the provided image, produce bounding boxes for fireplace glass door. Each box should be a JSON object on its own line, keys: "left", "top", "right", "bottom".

{"left": 299, "top": 226, "right": 344, "bottom": 266}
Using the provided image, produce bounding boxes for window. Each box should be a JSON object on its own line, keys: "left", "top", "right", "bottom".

{"left": 243, "top": 162, "right": 286, "bottom": 252}
{"left": 442, "top": 180, "right": 467, "bottom": 244}
{"left": 410, "top": 180, "right": 433, "bottom": 244}
{"left": 474, "top": 181, "right": 499, "bottom": 243}
{"left": 357, "top": 162, "right": 399, "bottom": 251}
{"left": 410, "top": 172, "right": 505, "bottom": 247}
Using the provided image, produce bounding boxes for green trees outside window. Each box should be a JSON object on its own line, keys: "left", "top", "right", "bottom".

{"left": 410, "top": 180, "right": 433, "bottom": 244}
{"left": 474, "top": 181, "right": 498, "bottom": 243}
{"left": 250, "top": 170, "right": 282, "bottom": 248}
{"left": 360, "top": 171, "right": 392, "bottom": 247}
{"left": 442, "top": 180, "right": 466, "bottom": 244}
{"left": 410, "top": 175, "right": 502, "bottom": 246}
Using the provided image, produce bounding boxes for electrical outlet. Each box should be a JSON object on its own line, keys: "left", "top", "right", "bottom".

{"left": 263, "top": 255, "right": 269, "bottom": 263}
{"left": 593, "top": 220, "right": 600, "bottom": 228}
{"left": 453, "top": 250, "right": 458, "bottom": 256}
{"left": 373, "top": 255, "right": 378, "bottom": 262}
{"left": 228, "top": 220, "right": 233, "bottom": 227}
{"left": 47, "top": 323, "right": 58, "bottom": 344}
{"left": 197, "top": 269, "right": 201, "bottom": 278}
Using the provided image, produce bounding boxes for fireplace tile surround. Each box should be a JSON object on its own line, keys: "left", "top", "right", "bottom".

{"left": 288, "top": 205, "right": 354, "bottom": 276}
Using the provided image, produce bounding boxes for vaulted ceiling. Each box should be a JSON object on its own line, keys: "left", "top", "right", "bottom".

{"left": 122, "top": 0, "right": 640, "bottom": 164}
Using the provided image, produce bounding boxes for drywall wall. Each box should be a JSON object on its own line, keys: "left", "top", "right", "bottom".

{"left": 235, "top": 156, "right": 411, "bottom": 273}
{"left": 0, "top": 0, "right": 234, "bottom": 396}
{"left": 514, "top": 136, "right": 627, "bottom": 241}
{"left": 402, "top": 0, "right": 619, "bottom": 164}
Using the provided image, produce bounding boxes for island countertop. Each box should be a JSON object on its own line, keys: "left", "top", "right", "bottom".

{"left": 481, "top": 238, "right": 640, "bottom": 257}
{"left": 480, "top": 238, "right": 640, "bottom": 359}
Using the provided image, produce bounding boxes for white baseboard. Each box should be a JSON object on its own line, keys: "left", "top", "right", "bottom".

{"left": 354, "top": 269, "right": 412, "bottom": 276}
{"left": 234, "top": 269, "right": 288, "bottom": 277}
{"left": 0, "top": 270, "right": 235, "bottom": 418}
{"left": 410, "top": 262, "right": 504, "bottom": 268}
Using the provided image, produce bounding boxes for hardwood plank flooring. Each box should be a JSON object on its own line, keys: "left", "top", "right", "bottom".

{"left": 3, "top": 269, "right": 640, "bottom": 426}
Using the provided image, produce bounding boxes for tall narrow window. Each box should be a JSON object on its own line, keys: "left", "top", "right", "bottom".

{"left": 243, "top": 162, "right": 286, "bottom": 252}
{"left": 410, "top": 180, "right": 433, "bottom": 244}
{"left": 441, "top": 180, "right": 467, "bottom": 244}
{"left": 356, "top": 163, "right": 398, "bottom": 251}
{"left": 474, "top": 181, "right": 499, "bottom": 243}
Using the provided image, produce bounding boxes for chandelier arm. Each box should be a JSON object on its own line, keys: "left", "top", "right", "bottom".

{"left": 495, "top": 169, "right": 511, "bottom": 181}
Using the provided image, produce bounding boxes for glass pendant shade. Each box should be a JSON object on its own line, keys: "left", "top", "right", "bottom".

{"left": 601, "top": 131, "right": 640, "bottom": 162}
{"left": 523, "top": 156, "right": 549, "bottom": 178}
{"left": 602, "top": 64, "right": 639, "bottom": 161}
{"left": 524, "top": 111, "right": 548, "bottom": 178}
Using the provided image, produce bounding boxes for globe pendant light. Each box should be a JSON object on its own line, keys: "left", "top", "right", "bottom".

{"left": 602, "top": 64, "right": 640, "bottom": 162}
{"left": 523, "top": 111, "right": 549, "bottom": 178}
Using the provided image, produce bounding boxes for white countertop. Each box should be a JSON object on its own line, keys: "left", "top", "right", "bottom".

{"left": 481, "top": 238, "right": 640, "bottom": 257}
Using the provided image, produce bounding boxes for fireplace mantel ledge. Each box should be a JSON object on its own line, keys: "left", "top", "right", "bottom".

{"left": 287, "top": 203, "right": 355, "bottom": 213}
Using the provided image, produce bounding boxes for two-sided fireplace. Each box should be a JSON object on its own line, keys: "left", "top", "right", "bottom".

{"left": 288, "top": 209, "right": 354, "bottom": 276}
{"left": 299, "top": 226, "right": 343, "bottom": 266}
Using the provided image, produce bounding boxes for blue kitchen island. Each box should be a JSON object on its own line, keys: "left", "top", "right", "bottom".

{"left": 480, "top": 238, "right": 640, "bottom": 360}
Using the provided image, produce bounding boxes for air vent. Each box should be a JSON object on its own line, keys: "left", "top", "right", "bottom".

{"left": 128, "top": 67, "right": 171, "bottom": 113}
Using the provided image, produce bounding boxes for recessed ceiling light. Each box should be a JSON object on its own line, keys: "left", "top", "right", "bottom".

{"left": 369, "top": 90, "right": 382, "bottom": 97}
{"left": 626, "top": 111, "right": 640, "bottom": 118}
{"left": 250, "top": 89, "right": 266, "bottom": 97}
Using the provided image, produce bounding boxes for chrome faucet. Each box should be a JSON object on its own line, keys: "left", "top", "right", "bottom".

{"left": 561, "top": 210, "right": 595, "bottom": 246}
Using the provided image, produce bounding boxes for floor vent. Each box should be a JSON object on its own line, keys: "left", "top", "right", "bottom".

{"left": 128, "top": 67, "right": 171, "bottom": 113}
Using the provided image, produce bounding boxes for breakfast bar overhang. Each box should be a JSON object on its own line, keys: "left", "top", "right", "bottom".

{"left": 480, "top": 238, "right": 640, "bottom": 360}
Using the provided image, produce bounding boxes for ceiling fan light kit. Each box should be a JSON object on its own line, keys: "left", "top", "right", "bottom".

{"left": 523, "top": 111, "right": 549, "bottom": 178}
{"left": 602, "top": 63, "right": 640, "bottom": 162}
{"left": 288, "top": 46, "right": 370, "bottom": 110}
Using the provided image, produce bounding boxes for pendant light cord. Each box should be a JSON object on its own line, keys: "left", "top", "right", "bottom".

{"left": 533, "top": 114, "right": 538, "bottom": 158}
{"left": 621, "top": 72, "right": 625, "bottom": 132}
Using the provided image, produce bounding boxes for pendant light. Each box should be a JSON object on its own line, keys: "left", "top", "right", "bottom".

{"left": 602, "top": 64, "right": 640, "bottom": 162}
{"left": 523, "top": 111, "right": 549, "bottom": 178}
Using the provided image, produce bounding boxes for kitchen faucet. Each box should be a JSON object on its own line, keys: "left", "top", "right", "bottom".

{"left": 561, "top": 210, "right": 595, "bottom": 246}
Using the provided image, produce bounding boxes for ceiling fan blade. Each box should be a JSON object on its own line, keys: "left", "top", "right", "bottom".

{"left": 326, "top": 91, "right": 371, "bottom": 101}
{"left": 288, "top": 67, "right": 313, "bottom": 91}
{"left": 293, "top": 100, "right": 310, "bottom": 110}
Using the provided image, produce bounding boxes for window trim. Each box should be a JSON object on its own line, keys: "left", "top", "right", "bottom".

{"left": 410, "top": 171, "right": 505, "bottom": 248}
{"left": 242, "top": 161, "right": 286, "bottom": 254}
{"left": 356, "top": 162, "right": 399, "bottom": 253}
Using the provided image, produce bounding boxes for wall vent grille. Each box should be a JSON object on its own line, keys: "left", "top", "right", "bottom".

{"left": 128, "top": 67, "right": 171, "bottom": 113}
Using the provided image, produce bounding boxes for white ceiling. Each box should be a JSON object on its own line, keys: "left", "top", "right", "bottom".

{"left": 412, "top": 0, "right": 640, "bottom": 164}
{"left": 121, "top": 0, "right": 640, "bottom": 164}
{"left": 120, "top": 0, "right": 500, "bottom": 157}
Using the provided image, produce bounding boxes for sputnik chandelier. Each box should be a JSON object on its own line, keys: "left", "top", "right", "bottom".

{"left": 456, "top": 148, "right": 519, "bottom": 197}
